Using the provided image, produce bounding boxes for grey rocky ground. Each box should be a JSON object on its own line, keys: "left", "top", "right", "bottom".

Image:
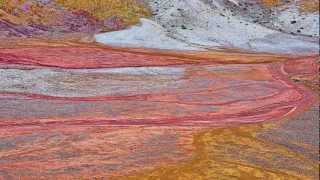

{"left": 96, "top": 0, "right": 319, "bottom": 54}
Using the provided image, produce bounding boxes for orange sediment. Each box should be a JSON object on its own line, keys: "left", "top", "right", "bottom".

{"left": 260, "top": 0, "right": 319, "bottom": 13}
{"left": 55, "top": 0, "right": 150, "bottom": 26}
{"left": 118, "top": 122, "right": 318, "bottom": 180}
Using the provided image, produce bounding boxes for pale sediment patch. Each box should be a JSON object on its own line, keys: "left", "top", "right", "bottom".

{"left": 95, "top": 0, "right": 319, "bottom": 55}
{"left": 95, "top": 18, "right": 202, "bottom": 51}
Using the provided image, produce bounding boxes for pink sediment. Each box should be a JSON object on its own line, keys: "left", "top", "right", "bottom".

{"left": 0, "top": 45, "right": 318, "bottom": 179}
{"left": 0, "top": 45, "right": 305, "bottom": 68}
{"left": 0, "top": 47, "right": 317, "bottom": 127}
{"left": 0, "top": 46, "right": 196, "bottom": 68}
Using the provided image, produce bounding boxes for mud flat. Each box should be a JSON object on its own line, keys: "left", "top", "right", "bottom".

{"left": 0, "top": 43, "right": 318, "bottom": 178}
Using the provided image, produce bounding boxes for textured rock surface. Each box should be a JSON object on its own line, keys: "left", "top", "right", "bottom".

{"left": 0, "top": 1, "right": 319, "bottom": 179}
{"left": 96, "top": 0, "right": 319, "bottom": 54}
{"left": 0, "top": 0, "right": 150, "bottom": 38}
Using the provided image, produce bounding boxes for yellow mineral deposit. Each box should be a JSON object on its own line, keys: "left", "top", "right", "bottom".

{"left": 120, "top": 123, "right": 318, "bottom": 180}
{"left": 56, "top": 0, "right": 150, "bottom": 25}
